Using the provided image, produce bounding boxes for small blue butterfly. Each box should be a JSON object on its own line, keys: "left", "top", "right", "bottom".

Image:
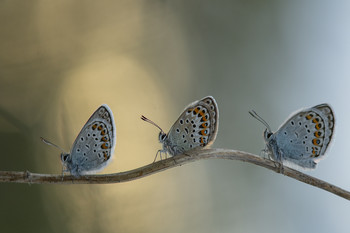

{"left": 142, "top": 96, "right": 219, "bottom": 161}
{"left": 250, "top": 104, "right": 335, "bottom": 170}
{"left": 42, "top": 104, "right": 116, "bottom": 176}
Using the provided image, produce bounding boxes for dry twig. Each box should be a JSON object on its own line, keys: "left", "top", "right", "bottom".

{"left": 0, "top": 148, "right": 348, "bottom": 201}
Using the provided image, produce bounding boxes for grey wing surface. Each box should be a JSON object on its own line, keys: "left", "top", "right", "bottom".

{"left": 70, "top": 104, "right": 116, "bottom": 173}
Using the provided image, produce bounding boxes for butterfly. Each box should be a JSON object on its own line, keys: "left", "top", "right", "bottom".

{"left": 142, "top": 96, "right": 219, "bottom": 162}
{"left": 41, "top": 104, "right": 116, "bottom": 176}
{"left": 250, "top": 104, "right": 335, "bottom": 170}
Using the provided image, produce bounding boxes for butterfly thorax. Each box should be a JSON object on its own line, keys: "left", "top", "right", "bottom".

{"left": 263, "top": 129, "right": 282, "bottom": 162}
{"left": 159, "top": 132, "right": 183, "bottom": 156}
{"left": 63, "top": 153, "right": 86, "bottom": 176}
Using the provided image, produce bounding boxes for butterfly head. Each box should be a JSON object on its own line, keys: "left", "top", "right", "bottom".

{"left": 263, "top": 128, "right": 273, "bottom": 141}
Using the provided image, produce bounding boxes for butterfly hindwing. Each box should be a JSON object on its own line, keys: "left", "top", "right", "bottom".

{"left": 165, "top": 96, "right": 219, "bottom": 155}
{"left": 270, "top": 104, "right": 334, "bottom": 169}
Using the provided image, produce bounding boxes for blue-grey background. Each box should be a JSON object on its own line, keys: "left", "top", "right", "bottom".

{"left": 0, "top": 1, "right": 349, "bottom": 232}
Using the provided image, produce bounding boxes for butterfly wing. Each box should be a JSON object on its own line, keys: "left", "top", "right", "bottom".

{"left": 273, "top": 103, "right": 334, "bottom": 168}
{"left": 68, "top": 104, "right": 116, "bottom": 175}
{"left": 165, "top": 96, "right": 219, "bottom": 155}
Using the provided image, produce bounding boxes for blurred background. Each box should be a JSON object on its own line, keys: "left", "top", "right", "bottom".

{"left": 0, "top": 1, "right": 349, "bottom": 232}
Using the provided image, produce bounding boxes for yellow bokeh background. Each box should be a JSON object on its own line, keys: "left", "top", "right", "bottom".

{"left": 1, "top": 1, "right": 350, "bottom": 233}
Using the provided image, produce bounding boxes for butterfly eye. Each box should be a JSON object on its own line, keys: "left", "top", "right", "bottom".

{"left": 264, "top": 129, "right": 273, "bottom": 139}
{"left": 61, "top": 153, "right": 70, "bottom": 162}
{"left": 159, "top": 132, "right": 167, "bottom": 141}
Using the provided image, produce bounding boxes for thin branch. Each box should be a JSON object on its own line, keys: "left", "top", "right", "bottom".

{"left": 0, "top": 148, "right": 349, "bottom": 201}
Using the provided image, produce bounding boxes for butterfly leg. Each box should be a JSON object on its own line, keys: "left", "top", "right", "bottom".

{"left": 267, "top": 152, "right": 274, "bottom": 161}
{"left": 266, "top": 151, "right": 283, "bottom": 174}
{"left": 261, "top": 148, "right": 279, "bottom": 168}
{"left": 268, "top": 141, "right": 284, "bottom": 174}
{"left": 153, "top": 150, "right": 164, "bottom": 163}
{"left": 278, "top": 162, "right": 284, "bottom": 174}
{"left": 61, "top": 168, "right": 66, "bottom": 181}
{"left": 259, "top": 145, "right": 269, "bottom": 159}
{"left": 269, "top": 158, "right": 284, "bottom": 174}
{"left": 275, "top": 150, "right": 285, "bottom": 174}
{"left": 61, "top": 164, "right": 72, "bottom": 180}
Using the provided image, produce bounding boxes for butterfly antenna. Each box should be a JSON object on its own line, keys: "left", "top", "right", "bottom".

{"left": 40, "top": 137, "right": 66, "bottom": 153}
{"left": 141, "top": 115, "right": 165, "bottom": 133}
{"left": 249, "top": 110, "right": 272, "bottom": 132}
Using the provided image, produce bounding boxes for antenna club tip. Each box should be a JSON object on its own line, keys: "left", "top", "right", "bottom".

{"left": 140, "top": 115, "right": 164, "bottom": 132}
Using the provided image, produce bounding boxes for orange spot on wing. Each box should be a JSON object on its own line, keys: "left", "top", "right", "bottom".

{"left": 103, "top": 151, "right": 109, "bottom": 161}
{"left": 101, "top": 143, "right": 109, "bottom": 149}
{"left": 98, "top": 125, "right": 103, "bottom": 130}
{"left": 312, "top": 138, "right": 319, "bottom": 145}
{"left": 101, "top": 130, "right": 106, "bottom": 135}
{"left": 314, "top": 131, "right": 321, "bottom": 138}
{"left": 311, "top": 147, "right": 319, "bottom": 158}
{"left": 92, "top": 124, "right": 98, "bottom": 130}
{"left": 312, "top": 118, "right": 319, "bottom": 123}
{"left": 101, "top": 136, "right": 108, "bottom": 142}
{"left": 312, "top": 147, "right": 316, "bottom": 156}
{"left": 306, "top": 114, "right": 313, "bottom": 120}
{"left": 200, "top": 130, "right": 207, "bottom": 136}
{"left": 315, "top": 123, "right": 322, "bottom": 130}
{"left": 201, "top": 123, "right": 207, "bottom": 128}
